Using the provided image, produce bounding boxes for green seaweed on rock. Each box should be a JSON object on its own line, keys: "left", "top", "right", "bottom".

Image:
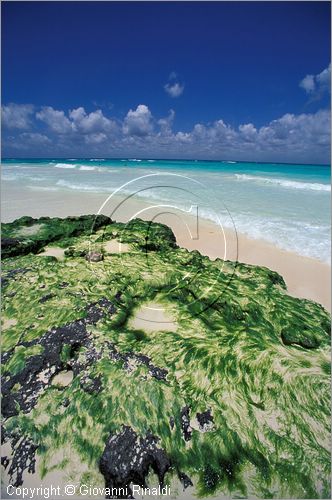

{"left": 1, "top": 215, "right": 330, "bottom": 499}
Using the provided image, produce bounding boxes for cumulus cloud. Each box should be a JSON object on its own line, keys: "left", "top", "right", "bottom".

{"left": 36, "top": 105, "right": 118, "bottom": 139}
{"left": 36, "top": 106, "right": 72, "bottom": 133}
{"left": 164, "top": 72, "right": 184, "bottom": 97}
{"left": 239, "top": 123, "right": 258, "bottom": 141}
{"left": 20, "top": 132, "right": 52, "bottom": 145}
{"left": 69, "top": 107, "right": 116, "bottom": 133}
{"left": 84, "top": 132, "right": 107, "bottom": 144}
{"left": 123, "top": 104, "right": 154, "bottom": 136}
{"left": 164, "top": 82, "right": 185, "bottom": 98}
{"left": 299, "top": 64, "right": 331, "bottom": 96}
{"left": 158, "top": 109, "right": 175, "bottom": 135}
{"left": 2, "top": 103, "right": 34, "bottom": 129}
{"left": 2, "top": 102, "right": 330, "bottom": 164}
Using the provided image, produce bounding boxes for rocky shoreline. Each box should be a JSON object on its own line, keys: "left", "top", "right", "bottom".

{"left": 1, "top": 215, "right": 331, "bottom": 498}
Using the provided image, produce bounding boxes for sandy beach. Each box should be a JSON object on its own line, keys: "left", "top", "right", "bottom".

{"left": 2, "top": 184, "right": 330, "bottom": 310}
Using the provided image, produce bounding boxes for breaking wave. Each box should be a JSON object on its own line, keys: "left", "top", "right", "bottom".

{"left": 54, "top": 163, "right": 77, "bottom": 169}
{"left": 235, "top": 174, "right": 330, "bottom": 192}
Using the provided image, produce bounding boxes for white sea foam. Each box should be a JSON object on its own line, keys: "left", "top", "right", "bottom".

{"left": 54, "top": 163, "right": 77, "bottom": 169}
{"left": 235, "top": 174, "right": 330, "bottom": 192}
{"left": 79, "top": 166, "right": 97, "bottom": 171}
{"left": 198, "top": 207, "right": 330, "bottom": 263}
{"left": 27, "top": 185, "right": 59, "bottom": 192}
{"left": 56, "top": 179, "right": 113, "bottom": 192}
{"left": 125, "top": 187, "right": 330, "bottom": 263}
{"left": 89, "top": 158, "right": 105, "bottom": 161}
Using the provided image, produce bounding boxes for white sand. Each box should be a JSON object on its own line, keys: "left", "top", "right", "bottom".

{"left": 51, "top": 370, "right": 74, "bottom": 387}
{"left": 104, "top": 240, "right": 130, "bottom": 253}
{"left": 38, "top": 246, "right": 66, "bottom": 260}
{"left": 129, "top": 302, "right": 178, "bottom": 332}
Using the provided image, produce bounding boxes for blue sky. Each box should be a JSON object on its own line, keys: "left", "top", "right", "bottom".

{"left": 2, "top": 1, "right": 331, "bottom": 163}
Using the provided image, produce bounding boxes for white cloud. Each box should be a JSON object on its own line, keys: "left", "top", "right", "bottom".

{"left": 164, "top": 82, "right": 184, "bottom": 98}
{"left": 299, "top": 64, "right": 331, "bottom": 96}
{"left": 123, "top": 104, "right": 154, "bottom": 136}
{"left": 69, "top": 107, "right": 116, "bottom": 133}
{"left": 3, "top": 102, "right": 330, "bottom": 164}
{"left": 20, "top": 132, "right": 52, "bottom": 145}
{"left": 239, "top": 123, "right": 258, "bottom": 141}
{"left": 36, "top": 106, "right": 72, "bottom": 133}
{"left": 84, "top": 132, "right": 107, "bottom": 144}
{"left": 164, "top": 71, "right": 184, "bottom": 97}
{"left": 300, "top": 74, "right": 316, "bottom": 93}
{"left": 158, "top": 109, "right": 175, "bottom": 136}
{"left": 316, "top": 64, "right": 331, "bottom": 92}
{"left": 2, "top": 103, "right": 34, "bottom": 129}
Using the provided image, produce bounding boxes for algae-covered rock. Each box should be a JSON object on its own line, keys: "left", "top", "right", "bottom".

{"left": 1, "top": 214, "right": 112, "bottom": 258}
{"left": 1, "top": 215, "right": 331, "bottom": 499}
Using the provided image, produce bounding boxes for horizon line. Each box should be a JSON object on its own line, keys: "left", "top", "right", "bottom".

{"left": 1, "top": 156, "right": 331, "bottom": 167}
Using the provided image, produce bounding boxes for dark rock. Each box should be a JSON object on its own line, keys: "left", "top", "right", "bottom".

{"left": 85, "top": 252, "right": 104, "bottom": 262}
{"left": 71, "top": 345, "right": 102, "bottom": 376}
{"left": 39, "top": 293, "right": 55, "bottom": 304}
{"left": 196, "top": 409, "right": 214, "bottom": 432}
{"left": 1, "top": 318, "right": 90, "bottom": 418}
{"left": 1, "top": 348, "right": 15, "bottom": 365}
{"left": 85, "top": 298, "right": 117, "bottom": 324}
{"left": 281, "top": 327, "right": 320, "bottom": 349}
{"left": 99, "top": 426, "right": 171, "bottom": 499}
{"left": 180, "top": 406, "right": 192, "bottom": 441}
{"left": 80, "top": 375, "right": 102, "bottom": 394}
{"left": 106, "top": 344, "right": 168, "bottom": 382}
{"left": 134, "top": 353, "right": 151, "bottom": 365}
{"left": 1, "top": 237, "right": 21, "bottom": 250}
{"left": 1, "top": 268, "right": 31, "bottom": 289}
{"left": 169, "top": 417, "right": 175, "bottom": 430}
{"left": 179, "top": 472, "right": 193, "bottom": 489}
{"left": 1, "top": 294, "right": 120, "bottom": 418}
{"left": 6, "top": 436, "right": 38, "bottom": 487}
{"left": 85, "top": 304, "right": 105, "bottom": 324}
{"left": 148, "top": 365, "right": 168, "bottom": 381}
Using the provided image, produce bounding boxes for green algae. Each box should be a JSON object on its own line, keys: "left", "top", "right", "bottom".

{"left": 1, "top": 215, "right": 331, "bottom": 498}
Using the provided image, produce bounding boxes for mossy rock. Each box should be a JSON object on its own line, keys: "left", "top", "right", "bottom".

{"left": 1, "top": 214, "right": 330, "bottom": 499}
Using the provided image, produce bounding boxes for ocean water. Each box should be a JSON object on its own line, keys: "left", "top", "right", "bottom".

{"left": 2, "top": 158, "right": 331, "bottom": 263}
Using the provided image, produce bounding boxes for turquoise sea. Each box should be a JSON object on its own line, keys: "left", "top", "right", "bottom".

{"left": 2, "top": 158, "right": 331, "bottom": 263}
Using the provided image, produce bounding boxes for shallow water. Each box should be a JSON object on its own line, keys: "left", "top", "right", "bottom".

{"left": 2, "top": 158, "right": 331, "bottom": 262}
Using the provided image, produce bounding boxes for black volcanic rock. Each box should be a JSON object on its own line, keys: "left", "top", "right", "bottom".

{"left": 99, "top": 426, "right": 171, "bottom": 498}
{"left": 180, "top": 406, "right": 192, "bottom": 441}
{"left": 196, "top": 409, "right": 214, "bottom": 432}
